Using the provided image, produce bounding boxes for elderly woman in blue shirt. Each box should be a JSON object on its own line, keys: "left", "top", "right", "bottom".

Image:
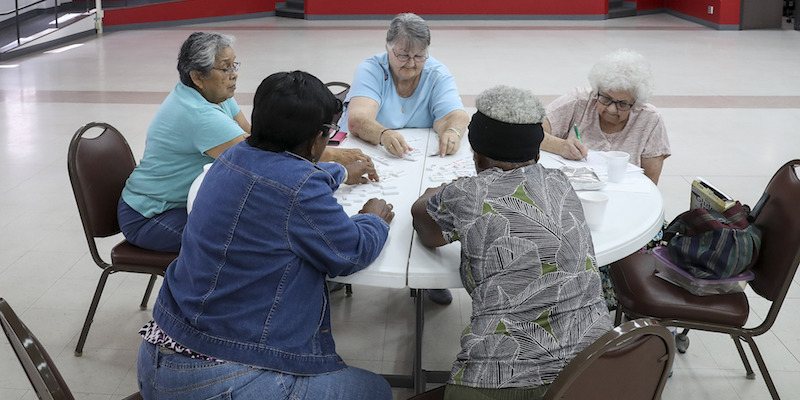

{"left": 340, "top": 13, "right": 469, "bottom": 158}
{"left": 119, "top": 32, "right": 376, "bottom": 253}
{"left": 340, "top": 13, "right": 468, "bottom": 305}
{"left": 136, "top": 71, "right": 395, "bottom": 400}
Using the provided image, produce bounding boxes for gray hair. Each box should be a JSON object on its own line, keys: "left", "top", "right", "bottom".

{"left": 386, "top": 13, "right": 430, "bottom": 51}
{"left": 588, "top": 48, "right": 654, "bottom": 103}
{"left": 177, "top": 32, "right": 236, "bottom": 89}
{"left": 475, "top": 85, "right": 546, "bottom": 124}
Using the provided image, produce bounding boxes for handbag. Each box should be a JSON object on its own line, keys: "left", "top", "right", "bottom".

{"left": 663, "top": 201, "right": 762, "bottom": 280}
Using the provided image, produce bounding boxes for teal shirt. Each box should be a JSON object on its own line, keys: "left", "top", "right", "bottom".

{"left": 122, "top": 82, "right": 244, "bottom": 218}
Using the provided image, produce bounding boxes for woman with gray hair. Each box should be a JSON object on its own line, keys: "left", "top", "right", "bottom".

{"left": 341, "top": 13, "right": 469, "bottom": 159}
{"left": 412, "top": 85, "right": 612, "bottom": 399}
{"left": 118, "top": 32, "right": 250, "bottom": 253}
{"left": 118, "top": 32, "right": 376, "bottom": 254}
{"left": 541, "top": 48, "right": 670, "bottom": 184}
{"left": 341, "top": 12, "right": 469, "bottom": 305}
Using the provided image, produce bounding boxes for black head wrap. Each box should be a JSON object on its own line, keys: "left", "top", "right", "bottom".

{"left": 467, "top": 110, "right": 544, "bottom": 162}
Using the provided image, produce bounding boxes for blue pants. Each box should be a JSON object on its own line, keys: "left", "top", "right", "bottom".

{"left": 137, "top": 341, "right": 393, "bottom": 400}
{"left": 117, "top": 199, "right": 186, "bottom": 252}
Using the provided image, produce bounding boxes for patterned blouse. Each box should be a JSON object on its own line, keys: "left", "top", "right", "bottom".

{"left": 425, "top": 163, "right": 613, "bottom": 389}
{"left": 139, "top": 320, "right": 218, "bottom": 361}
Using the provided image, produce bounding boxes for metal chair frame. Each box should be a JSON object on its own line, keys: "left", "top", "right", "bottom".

{"left": 610, "top": 160, "right": 800, "bottom": 400}
{"left": 67, "top": 121, "right": 177, "bottom": 356}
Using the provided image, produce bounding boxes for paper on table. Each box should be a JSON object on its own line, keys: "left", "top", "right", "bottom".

{"left": 548, "top": 150, "right": 643, "bottom": 176}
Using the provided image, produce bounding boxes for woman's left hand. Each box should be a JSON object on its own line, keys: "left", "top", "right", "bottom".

{"left": 436, "top": 128, "right": 461, "bottom": 156}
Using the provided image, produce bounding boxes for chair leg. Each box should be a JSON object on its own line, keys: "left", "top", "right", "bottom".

{"left": 740, "top": 335, "right": 781, "bottom": 400}
{"left": 613, "top": 305, "right": 623, "bottom": 326}
{"left": 75, "top": 269, "right": 112, "bottom": 356}
{"left": 731, "top": 334, "right": 756, "bottom": 379}
{"left": 140, "top": 275, "right": 158, "bottom": 310}
{"left": 345, "top": 284, "right": 353, "bottom": 297}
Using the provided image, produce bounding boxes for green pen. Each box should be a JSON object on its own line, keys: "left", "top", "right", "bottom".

{"left": 573, "top": 124, "right": 587, "bottom": 161}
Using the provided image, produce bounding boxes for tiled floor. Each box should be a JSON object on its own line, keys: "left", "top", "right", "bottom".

{"left": 1, "top": 12, "right": 800, "bottom": 400}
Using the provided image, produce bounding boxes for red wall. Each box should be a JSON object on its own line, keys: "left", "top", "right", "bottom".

{"left": 666, "top": 0, "right": 740, "bottom": 25}
{"left": 636, "top": 0, "right": 666, "bottom": 11}
{"left": 99, "top": 0, "right": 741, "bottom": 29}
{"left": 305, "top": 0, "right": 607, "bottom": 17}
{"left": 103, "top": 0, "right": 276, "bottom": 26}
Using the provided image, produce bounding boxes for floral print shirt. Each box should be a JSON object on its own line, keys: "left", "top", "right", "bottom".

{"left": 425, "top": 163, "right": 613, "bottom": 389}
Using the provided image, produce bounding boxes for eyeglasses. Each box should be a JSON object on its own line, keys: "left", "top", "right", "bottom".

{"left": 597, "top": 93, "right": 634, "bottom": 111}
{"left": 322, "top": 123, "right": 340, "bottom": 139}
{"left": 391, "top": 48, "right": 429, "bottom": 64}
{"left": 212, "top": 61, "right": 240, "bottom": 76}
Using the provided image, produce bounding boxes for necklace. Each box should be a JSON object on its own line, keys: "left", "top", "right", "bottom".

{"left": 400, "top": 97, "right": 409, "bottom": 113}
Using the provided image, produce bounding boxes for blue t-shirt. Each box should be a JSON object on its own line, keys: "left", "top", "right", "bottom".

{"left": 339, "top": 53, "right": 464, "bottom": 130}
{"left": 122, "top": 82, "right": 244, "bottom": 218}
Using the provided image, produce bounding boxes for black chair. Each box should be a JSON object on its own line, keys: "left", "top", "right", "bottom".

{"left": 407, "top": 318, "right": 675, "bottom": 400}
{"left": 67, "top": 122, "right": 178, "bottom": 356}
{"left": 326, "top": 80, "right": 350, "bottom": 125}
{"left": 609, "top": 160, "right": 800, "bottom": 400}
{"left": 1, "top": 298, "right": 142, "bottom": 400}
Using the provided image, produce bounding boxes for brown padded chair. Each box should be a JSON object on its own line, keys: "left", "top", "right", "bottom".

{"left": 1, "top": 298, "right": 142, "bottom": 400}
{"left": 609, "top": 159, "right": 800, "bottom": 400}
{"left": 407, "top": 318, "right": 675, "bottom": 400}
{"left": 67, "top": 122, "right": 178, "bottom": 356}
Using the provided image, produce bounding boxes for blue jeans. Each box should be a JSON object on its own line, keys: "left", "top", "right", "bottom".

{"left": 137, "top": 341, "right": 392, "bottom": 400}
{"left": 117, "top": 199, "right": 186, "bottom": 252}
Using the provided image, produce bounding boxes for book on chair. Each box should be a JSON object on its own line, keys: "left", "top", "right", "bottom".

{"left": 689, "top": 177, "right": 735, "bottom": 213}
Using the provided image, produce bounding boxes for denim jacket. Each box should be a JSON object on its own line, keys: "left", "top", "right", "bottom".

{"left": 153, "top": 142, "right": 390, "bottom": 375}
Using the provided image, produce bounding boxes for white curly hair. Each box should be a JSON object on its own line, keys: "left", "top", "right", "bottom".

{"left": 475, "top": 85, "right": 545, "bottom": 124}
{"left": 587, "top": 48, "right": 654, "bottom": 104}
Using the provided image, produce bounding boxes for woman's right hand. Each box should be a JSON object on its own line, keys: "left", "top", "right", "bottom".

{"left": 343, "top": 159, "right": 379, "bottom": 184}
{"left": 380, "top": 129, "right": 412, "bottom": 157}
{"left": 359, "top": 198, "right": 395, "bottom": 223}
{"left": 560, "top": 137, "right": 589, "bottom": 160}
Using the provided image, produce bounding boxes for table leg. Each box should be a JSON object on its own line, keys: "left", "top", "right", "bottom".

{"left": 381, "top": 288, "right": 450, "bottom": 393}
{"left": 414, "top": 288, "right": 426, "bottom": 393}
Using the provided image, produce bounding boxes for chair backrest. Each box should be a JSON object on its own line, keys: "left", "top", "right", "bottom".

{"left": 543, "top": 318, "right": 674, "bottom": 400}
{"left": 749, "top": 160, "right": 800, "bottom": 303}
{"left": 326, "top": 81, "right": 350, "bottom": 125}
{"left": 0, "top": 298, "right": 75, "bottom": 400}
{"left": 67, "top": 122, "right": 136, "bottom": 265}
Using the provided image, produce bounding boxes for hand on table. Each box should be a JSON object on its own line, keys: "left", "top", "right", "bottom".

{"left": 560, "top": 137, "right": 589, "bottom": 160}
{"left": 379, "top": 129, "right": 412, "bottom": 158}
{"left": 323, "top": 147, "right": 371, "bottom": 164}
{"left": 359, "top": 198, "right": 395, "bottom": 223}
{"left": 435, "top": 129, "right": 461, "bottom": 156}
{"left": 343, "top": 159, "right": 378, "bottom": 184}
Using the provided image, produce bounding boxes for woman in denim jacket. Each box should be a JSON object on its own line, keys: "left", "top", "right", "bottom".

{"left": 137, "top": 71, "right": 395, "bottom": 400}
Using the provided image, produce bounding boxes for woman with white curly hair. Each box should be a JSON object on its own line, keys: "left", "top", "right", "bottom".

{"left": 541, "top": 48, "right": 670, "bottom": 184}
{"left": 411, "top": 85, "right": 612, "bottom": 400}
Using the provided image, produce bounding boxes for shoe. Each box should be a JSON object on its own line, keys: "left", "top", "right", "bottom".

{"left": 426, "top": 289, "right": 453, "bottom": 305}
{"left": 328, "top": 282, "right": 346, "bottom": 293}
